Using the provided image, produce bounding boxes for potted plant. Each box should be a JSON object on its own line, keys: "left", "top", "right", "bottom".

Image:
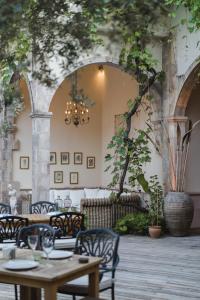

{"left": 163, "top": 120, "right": 200, "bottom": 236}
{"left": 164, "top": 120, "right": 200, "bottom": 236}
{"left": 148, "top": 175, "right": 163, "bottom": 238}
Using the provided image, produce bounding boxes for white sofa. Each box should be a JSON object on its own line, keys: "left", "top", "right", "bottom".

{"left": 49, "top": 188, "right": 115, "bottom": 211}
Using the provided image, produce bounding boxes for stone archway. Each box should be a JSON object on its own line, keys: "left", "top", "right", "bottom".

{"left": 168, "top": 60, "right": 200, "bottom": 229}
{"left": 174, "top": 61, "right": 200, "bottom": 117}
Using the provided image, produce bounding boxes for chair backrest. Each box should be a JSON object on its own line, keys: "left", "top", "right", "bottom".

{"left": 0, "top": 216, "right": 28, "bottom": 243}
{"left": 49, "top": 212, "right": 85, "bottom": 238}
{"left": 30, "top": 201, "right": 58, "bottom": 214}
{"left": 0, "top": 203, "right": 11, "bottom": 214}
{"left": 16, "top": 224, "right": 55, "bottom": 250}
{"left": 75, "top": 228, "right": 120, "bottom": 278}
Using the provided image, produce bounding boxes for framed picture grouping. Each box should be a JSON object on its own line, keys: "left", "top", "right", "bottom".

{"left": 20, "top": 156, "right": 29, "bottom": 169}
{"left": 87, "top": 156, "right": 95, "bottom": 169}
{"left": 74, "top": 152, "right": 83, "bottom": 165}
{"left": 54, "top": 171, "right": 63, "bottom": 184}
{"left": 70, "top": 172, "right": 79, "bottom": 184}
{"left": 50, "top": 152, "right": 56, "bottom": 165}
{"left": 61, "top": 152, "right": 70, "bottom": 165}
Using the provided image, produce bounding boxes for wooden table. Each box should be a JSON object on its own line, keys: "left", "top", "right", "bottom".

{"left": 0, "top": 249, "right": 101, "bottom": 300}
{"left": 20, "top": 214, "right": 50, "bottom": 225}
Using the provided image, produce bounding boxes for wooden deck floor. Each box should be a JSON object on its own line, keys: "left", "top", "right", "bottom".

{"left": 1, "top": 234, "right": 200, "bottom": 299}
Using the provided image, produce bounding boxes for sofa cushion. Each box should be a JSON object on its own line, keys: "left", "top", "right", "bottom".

{"left": 97, "top": 189, "right": 112, "bottom": 198}
{"left": 54, "top": 190, "right": 70, "bottom": 200}
{"left": 69, "top": 190, "right": 85, "bottom": 210}
{"left": 84, "top": 188, "right": 99, "bottom": 199}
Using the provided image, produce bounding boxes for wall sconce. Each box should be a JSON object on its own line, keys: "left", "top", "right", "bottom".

{"left": 98, "top": 65, "right": 104, "bottom": 72}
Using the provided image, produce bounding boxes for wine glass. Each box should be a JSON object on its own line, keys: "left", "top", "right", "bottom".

{"left": 27, "top": 235, "right": 38, "bottom": 260}
{"left": 42, "top": 236, "right": 53, "bottom": 265}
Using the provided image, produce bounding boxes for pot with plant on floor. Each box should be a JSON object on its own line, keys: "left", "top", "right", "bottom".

{"left": 148, "top": 175, "right": 163, "bottom": 238}
{"left": 163, "top": 120, "right": 200, "bottom": 237}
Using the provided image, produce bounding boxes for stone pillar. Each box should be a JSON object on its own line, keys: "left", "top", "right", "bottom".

{"left": 31, "top": 112, "right": 52, "bottom": 203}
{"left": 0, "top": 106, "right": 16, "bottom": 203}
{"left": 162, "top": 37, "right": 179, "bottom": 192}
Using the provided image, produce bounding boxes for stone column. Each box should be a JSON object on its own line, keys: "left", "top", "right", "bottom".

{"left": 31, "top": 112, "right": 52, "bottom": 204}
{"left": 162, "top": 37, "right": 179, "bottom": 192}
{"left": 0, "top": 106, "right": 16, "bottom": 203}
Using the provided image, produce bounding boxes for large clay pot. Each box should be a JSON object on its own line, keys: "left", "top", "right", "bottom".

{"left": 164, "top": 192, "right": 193, "bottom": 236}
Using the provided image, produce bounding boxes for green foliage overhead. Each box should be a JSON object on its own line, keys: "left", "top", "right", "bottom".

{"left": 0, "top": 0, "right": 169, "bottom": 85}
{"left": 165, "top": 0, "right": 200, "bottom": 31}
{"left": 0, "top": 0, "right": 99, "bottom": 85}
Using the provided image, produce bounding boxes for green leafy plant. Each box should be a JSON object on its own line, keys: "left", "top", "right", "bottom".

{"left": 148, "top": 175, "right": 164, "bottom": 226}
{"left": 115, "top": 212, "right": 150, "bottom": 235}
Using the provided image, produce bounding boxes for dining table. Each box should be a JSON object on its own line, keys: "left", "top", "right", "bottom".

{"left": 19, "top": 214, "right": 51, "bottom": 225}
{"left": 0, "top": 249, "right": 101, "bottom": 300}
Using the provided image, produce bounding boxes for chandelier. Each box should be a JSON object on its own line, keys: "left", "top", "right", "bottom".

{"left": 64, "top": 71, "right": 94, "bottom": 127}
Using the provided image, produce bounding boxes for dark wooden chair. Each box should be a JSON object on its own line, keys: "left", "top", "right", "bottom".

{"left": 49, "top": 212, "right": 85, "bottom": 250}
{"left": 0, "top": 203, "right": 11, "bottom": 214}
{"left": 57, "top": 228, "right": 120, "bottom": 300}
{"left": 0, "top": 216, "right": 28, "bottom": 243}
{"left": 16, "top": 224, "right": 55, "bottom": 250}
{"left": 0, "top": 216, "right": 28, "bottom": 300}
{"left": 29, "top": 201, "right": 58, "bottom": 214}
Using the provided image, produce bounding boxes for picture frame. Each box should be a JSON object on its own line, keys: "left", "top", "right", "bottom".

{"left": 87, "top": 156, "right": 95, "bottom": 169}
{"left": 70, "top": 172, "right": 79, "bottom": 184}
{"left": 54, "top": 171, "right": 63, "bottom": 184}
{"left": 50, "top": 152, "right": 56, "bottom": 165}
{"left": 61, "top": 152, "right": 70, "bottom": 165}
{"left": 74, "top": 152, "right": 83, "bottom": 165}
{"left": 20, "top": 156, "right": 29, "bottom": 169}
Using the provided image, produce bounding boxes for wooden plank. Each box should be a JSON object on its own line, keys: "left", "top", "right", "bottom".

{"left": 1, "top": 235, "right": 200, "bottom": 299}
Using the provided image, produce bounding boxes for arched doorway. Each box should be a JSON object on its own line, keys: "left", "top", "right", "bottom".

{"left": 48, "top": 62, "right": 162, "bottom": 191}
{"left": 174, "top": 62, "right": 200, "bottom": 229}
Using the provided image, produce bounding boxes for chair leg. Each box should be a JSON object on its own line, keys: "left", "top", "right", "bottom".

{"left": 14, "top": 284, "right": 18, "bottom": 300}
{"left": 111, "top": 286, "right": 115, "bottom": 300}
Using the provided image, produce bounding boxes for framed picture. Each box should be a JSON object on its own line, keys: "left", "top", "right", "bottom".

{"left": 20, "top": 156, "right": 29, "bottom": 169}
{"left": 54, "top": 171, "right": 63, "bottom": 184}
{"left": 50, "top": 152, "right": 56, "bottom": 165}
{"left": 61, "top": 152, "right": 70, "bottom": 165}
{"left": 87, "top": 156, "right": 95, "bottom": 169}
{"left": 74, "top": 152, "right": 83, "bottom": 165}
{"left": 70, "top": 172, "right": 79, "bottom": 184}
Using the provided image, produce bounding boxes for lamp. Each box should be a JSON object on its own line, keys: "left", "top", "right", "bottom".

{"left": 98, "top": 65, "right": 104, "bottom": 72}
{"left": 64, "top": 71, "right": 94, "bottom": 127}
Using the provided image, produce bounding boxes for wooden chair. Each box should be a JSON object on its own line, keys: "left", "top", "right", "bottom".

{"left": 49, "top": 212, "right": 85, "bottom": 250}
{"left": 57, "top": 228, "right": 120, "bottom": 300}
{"left": 0, "top": 216, "right": 28, "bottom": 300}
{"left": 16, "top": 224, "right": 55, "bottom": 250}
{"left": 0, "top": 203, "right": 11, "bottom": 214}
{"left": 29, "top": 201, "right": 58, "bottom": 214}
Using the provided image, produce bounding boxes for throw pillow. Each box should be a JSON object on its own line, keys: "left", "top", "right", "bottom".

{"left": 69, "top": 190, "right": 85, "bottom": 210}
{"left": 84, "top": 188, "right": 99, "bottom": 199}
